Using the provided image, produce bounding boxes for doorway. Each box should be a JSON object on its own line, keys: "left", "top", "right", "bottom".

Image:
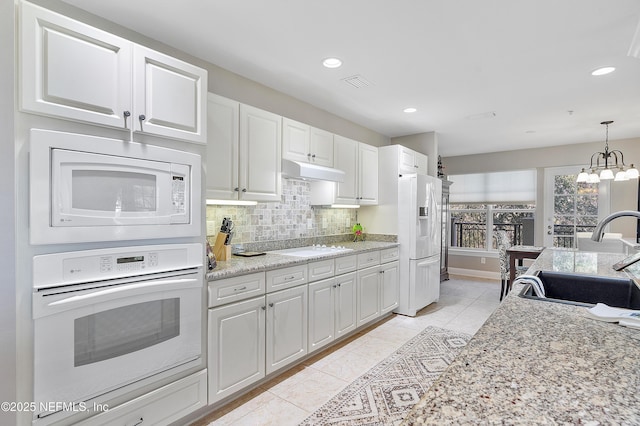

{"left": 543, "top": 166, "right": 610, "bottom": 248}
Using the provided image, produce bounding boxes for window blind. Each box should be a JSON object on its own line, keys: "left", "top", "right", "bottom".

{"left": 449, "top": 169, "right": 536, "bottom": 203}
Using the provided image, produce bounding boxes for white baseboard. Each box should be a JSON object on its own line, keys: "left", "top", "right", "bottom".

{"left": 448, "top": 267, "right": 500, "bottom": 281}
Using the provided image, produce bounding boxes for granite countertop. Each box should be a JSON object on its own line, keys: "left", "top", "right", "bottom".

{"left": 403, "top": 249, "right": 640, "bottom": 425}
{"left": 206, "top": 241, "right": 398, "bottom": 281}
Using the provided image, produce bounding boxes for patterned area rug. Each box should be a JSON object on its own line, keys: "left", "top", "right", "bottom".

{"left": 300, "top": 326, "right": 470, "bottom": 426}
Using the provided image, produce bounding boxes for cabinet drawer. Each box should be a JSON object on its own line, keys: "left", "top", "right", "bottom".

{"left": 308, "top": 259, "right": 335, "bottom": 282}
{"left": 208, "top": 272, "right": 265, "bottom": 307}
{"left": 79, "top": 370, "right": 207, "bottom": 426}
{"left": 266, "top": 264, "right": 308, "bottom": 292}
{"left": 357, "top": 251, "right": 380, "bottom": 269}
{"left": 380, "top": 247, "right": 399, "bottom": 264}
{"left": 335, "top": 254, "right": 357, "bottom": 275}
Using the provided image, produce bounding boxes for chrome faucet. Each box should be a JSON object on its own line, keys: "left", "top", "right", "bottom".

{"left": 590, "top": 210, "right": 640, "bottom": 241}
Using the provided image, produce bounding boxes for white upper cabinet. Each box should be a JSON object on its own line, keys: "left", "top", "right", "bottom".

{"left": 20, "top": 2, "right": 207, "bottom": 144}
{"left": 206, "top": 93, "right": 239, "bottom": 200}
{"left": 133, "top": 45, "right": 207, "bottom": 143}
{"left": 391, "top": 145, "right": 429, "bottom": 175}
{"left": 240, "top": 104, "right": 282, "bottom": 201}
{"left": 333, "top": 135, "right": 359, "bottom": 203}
{"left": 332, "top": 135, "right": 378, "bottom": 205}
{"left": 358, "top": 142, "right": 379, "bottom": 205}
{"left": 20, "top": 1, "right": 131, "bottom": 129}
{"left": 206, "top": 96, "right": 282, "bottom": 201}
{"left": 282, "top": 118, "right": 333, "bottom": 167}
{"left": 309, "top": 127, "right": 334, "bottom": 167}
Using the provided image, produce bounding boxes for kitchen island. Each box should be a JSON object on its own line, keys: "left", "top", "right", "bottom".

{"left": 403, "top": 249, "right": 640, "bottom": 424}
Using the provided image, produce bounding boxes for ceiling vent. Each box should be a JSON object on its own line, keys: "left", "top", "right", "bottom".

{"left": 342, "top": 75, "right": 372, "bottom": 88}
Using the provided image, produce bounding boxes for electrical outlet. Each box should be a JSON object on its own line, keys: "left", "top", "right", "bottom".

{"left": 480, "top": 257, "right": 486, "bottom": 264}
{"left": 307, "top": 218, "right": 313, "bottom": 229}
{"left": 206, "top": 221, "right": 217, "bottom": 236}
{"left": 346, "top": 218, "right": 351, "bottom": 229}
{"left": 322, "top": 218, "right": 328, "bottom": 229}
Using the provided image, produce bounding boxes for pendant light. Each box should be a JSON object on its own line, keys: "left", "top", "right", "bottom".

{"left": 576, "top": 121, "right": 638, "bottom": 183}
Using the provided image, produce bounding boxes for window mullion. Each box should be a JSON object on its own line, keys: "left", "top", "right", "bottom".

{"left": 487, "top": 205, "right": 494, "bottom": 250}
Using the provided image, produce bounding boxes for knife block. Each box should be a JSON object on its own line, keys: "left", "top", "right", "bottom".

{"left": 213, "top": 232, "right": 231, "bottom": 261}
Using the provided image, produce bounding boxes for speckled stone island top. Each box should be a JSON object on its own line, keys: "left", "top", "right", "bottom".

{"left": 403, "top": 249, "right": 640, "bottom": 425}
{"left": 206, "top": 241, "right": 398, "bottom": 281}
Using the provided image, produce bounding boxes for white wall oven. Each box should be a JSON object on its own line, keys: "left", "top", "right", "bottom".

{"left": 32, "top": 243, "right": 203, "bottom": 421}
{"left": 29, "top": 128, "right": 202, "bottom": 244}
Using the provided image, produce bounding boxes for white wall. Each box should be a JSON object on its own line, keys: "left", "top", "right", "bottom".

{"left": 0, "top": 0, "right": 16, "bottom": 423}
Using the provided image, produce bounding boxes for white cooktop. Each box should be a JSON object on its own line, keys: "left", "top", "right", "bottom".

{"left": 270, "top": 245, "right": 353, "bottom": 258}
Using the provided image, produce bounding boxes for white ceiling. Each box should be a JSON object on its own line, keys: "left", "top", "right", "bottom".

{"left": 60, "top": 0, "right": 640, "bottom": 157}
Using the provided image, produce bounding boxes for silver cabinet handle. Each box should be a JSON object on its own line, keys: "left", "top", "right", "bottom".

{"left": 234, "top": 286, "right": 247, "bottom": 292}
{"left": 138, "top": 114, "right": 146, "bottom": 131}
{"left": 123, "top": 110, "right": 131, "bottom": 128}
{"left": 234, "top": 187, "right": 239, "bottom": 192}
{"left": 242, "top": 188, "right": 247, "bottom": 192}
{"left": 269, "top": 302, "right": 274, "bottom": 307}
{"left": 307, "top": 153, "right": 312, "bottom": 157}
{"left": 284, "top": 275, "right": 295, "bottom": 281}
{"left": 261, "top": 306, "right": 266, "bottom": 310}
{"left": 312, "top": 154, "right": 316, "bottom": 159}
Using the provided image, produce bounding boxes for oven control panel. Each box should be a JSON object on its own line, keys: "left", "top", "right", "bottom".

{"left": 33, "top": 243, "right": 203, "bottom": 289}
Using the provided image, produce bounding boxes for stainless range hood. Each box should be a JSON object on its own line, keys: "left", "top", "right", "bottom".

{"left": 282, "top": 159, "right": 346, "bottom": 182}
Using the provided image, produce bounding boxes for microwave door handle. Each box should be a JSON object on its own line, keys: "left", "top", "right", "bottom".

{"left": 45, "top": 277, "right": 199, "bottom": 310}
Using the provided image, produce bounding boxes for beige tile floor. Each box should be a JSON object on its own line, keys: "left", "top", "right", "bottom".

{"left": 192, "top": 276, "right": 501, "bottom": 426}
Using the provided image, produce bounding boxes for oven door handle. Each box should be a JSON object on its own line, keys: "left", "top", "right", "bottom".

{"left": 33, "top": 276, "right": 201, "bottom": 319}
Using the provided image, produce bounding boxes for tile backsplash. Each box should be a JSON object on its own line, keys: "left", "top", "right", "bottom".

{"left": 206, "top": 179, "right": 357, "bottom": 247}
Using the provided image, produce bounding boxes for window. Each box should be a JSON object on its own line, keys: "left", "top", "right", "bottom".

{"left": 451, "top": 204, "right": 535, "bottom": 249}
{"left": 543, "top": 167, "right": 608, "bottom": 248}
{"left": 449, "top": 170, "right": 536, "bottom": 251}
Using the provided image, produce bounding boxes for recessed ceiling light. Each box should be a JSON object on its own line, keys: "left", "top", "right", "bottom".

{"left": 322, "top": 57, "right": 342, "bottom": 68}
{"left": 591, "top": 66, "right": 615, "bottom": 76}
{"left": 403, "top": 107, "right": 417, "bottom": 113}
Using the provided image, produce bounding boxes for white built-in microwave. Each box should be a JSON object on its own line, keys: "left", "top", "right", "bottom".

{"left": 30, "top": 129, "right": 201, "bottom": 244}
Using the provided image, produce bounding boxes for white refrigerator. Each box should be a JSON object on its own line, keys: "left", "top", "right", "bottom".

{"left": 396, "top": 174, "right": 442, "bottom": 316}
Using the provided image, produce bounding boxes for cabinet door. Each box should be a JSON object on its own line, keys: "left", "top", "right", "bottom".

{"left": 415, "top": 152, "right": 429, "bottom": 175}
{"left": 206, "top": 93, "right": 240, "bottom": 200}
{"left": 380, "top": 261, "right": 399, "bottom": 314}
{"left": 282, "top": 118, "right": 310, "bottom": 163}
{"left": 266, "top": 285, "right": 308, "bottom": 374}
{"left": 308, "top": 278, "right": 336, "bottom": 354}
{"left": 333, "top": 135, "right": 359, "bottom": 204}
{"left": 310, "top": 127, "right": 334, "bottom": 167}
{"left": 208, "top": 296, "right": 265, "bottom": 404}
{"left": 20, "top": 2, "right": 132, "bottom": 129}
{"left": 335, "top": 272, "right": 357, "bottom": 338}
{"left": 133, "top": 45, "right": 207, "bottom": 143}
{"left": 239, "top": 105, "right": 282, "bottom": 201}
{"left": 399, "top": 146, "right": 417, "bottom": 174}
{"left": 358, "top": 143, "right": 378, "bottom": 205}
{"left": 356, "top": 266, "right": 381, "bottom": 327}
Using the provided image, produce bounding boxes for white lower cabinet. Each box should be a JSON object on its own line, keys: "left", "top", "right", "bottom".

{"left": 334, "top": 272, "right": 358, "bottom": 338}
{"left": 266, "top": 285, "right": 308, "bottom": 374}
{"left": 79, "top": 370, "right": 207, "bottom": 426}
{"left": 380, "top": 261, "right": 400, "bottom": 314}
{"left": 207, "top": 247, "right": 397, "bottom": 407}
{"left": 357, "top": 266, "right": 381, "bottom": 327}
{"left": 308, "top": 277, "right": 337, "bottom": 353}
{"left": 208, "top": 296, "right": 265, "bottom": 404}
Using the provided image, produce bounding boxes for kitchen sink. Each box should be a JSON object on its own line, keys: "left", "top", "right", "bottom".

{"left": 519, "top": 271, "right": 640, "bottom": 309}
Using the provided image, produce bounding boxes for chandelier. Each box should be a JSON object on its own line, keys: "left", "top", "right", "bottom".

{"left": 576, "top": 120, "right": 638, "bottom": 183}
